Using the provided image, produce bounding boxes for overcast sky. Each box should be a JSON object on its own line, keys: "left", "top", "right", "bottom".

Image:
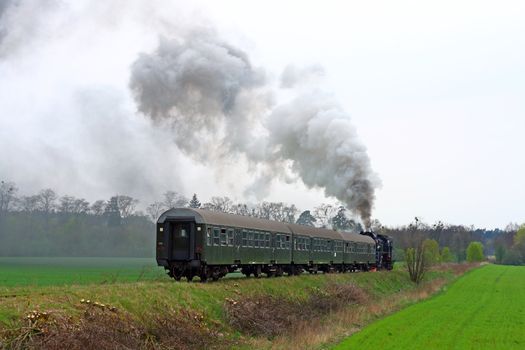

{"left": 0, "top": 0, "right": 524, "bottom": 228}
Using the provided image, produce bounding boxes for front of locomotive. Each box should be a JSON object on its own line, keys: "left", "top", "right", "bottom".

{"left": 360, "top": 230, "right": 394, "bottom": 270}
{"left": 156, "top": 208, "right": 206, "bottom": 281}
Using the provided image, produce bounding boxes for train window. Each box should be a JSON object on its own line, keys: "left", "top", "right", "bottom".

{"left": 276, "top": 235, "right": 284, "bottom": 249}
{"left": 242, "top": 230, "right": 247, "bottom": 247}
{"left": 266, "top": 233, "right": 271, "bottom": 248}
{"left": 248, "top": 231, "right": 254, "bottom": 247}
{"left": 220, "top": 229, "right": 227, "bottom": 246}
{"left": 207, "top": 228, "right": 211, "bottom": 246}
{"left": 213, "top": 228, "right": 220, "bottom": 245}
{"left": 254, "top": 232, "right": 260, "bottom": 248}
{"left": 227, "top": 229, "right": 234, "bottom": 246}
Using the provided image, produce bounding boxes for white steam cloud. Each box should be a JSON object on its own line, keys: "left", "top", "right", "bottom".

{"left": 130, "top": 30, "right": 378, "bottom": 225}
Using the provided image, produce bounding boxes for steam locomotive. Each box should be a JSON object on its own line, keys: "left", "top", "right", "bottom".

{"left": 156, "top": 208, "right": 393, "bottom": 281}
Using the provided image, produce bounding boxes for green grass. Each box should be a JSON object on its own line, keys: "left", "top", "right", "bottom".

{"left": 0, "top": 261, "right": 468, "bottom": 348}
{"left": 333, "top": 264, "right": 525, "bottom": 350}
{"left": 0, "top": 257, "right": 169, "bottom": 287}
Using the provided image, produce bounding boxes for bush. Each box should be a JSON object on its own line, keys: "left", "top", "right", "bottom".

{"left": 423, "top": 239, "right": 440, "bottom": 265}
{"left": 440, "top": 247, "right": 454, "bottom": 263}
{"left": 466, "top": 241, "right": 484, "bottom": 262}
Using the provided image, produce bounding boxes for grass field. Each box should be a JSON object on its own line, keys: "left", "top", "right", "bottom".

{"left": 0, "top": 257, "right": 169, "bottom": 287}
{"left": 0, "top": 260, "right": 469, "bottom": 349}
{"left": 334, "top": 264, "right": 525, "bottom": 350}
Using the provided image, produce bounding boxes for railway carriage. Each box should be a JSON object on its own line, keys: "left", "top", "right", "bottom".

{"left": 156, "top": 208, "right": 391, "bottom": 281}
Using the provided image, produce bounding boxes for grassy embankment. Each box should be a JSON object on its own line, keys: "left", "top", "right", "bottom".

{"left": 0, "top": 258, "right": 474, "bottom": 349}
{"left": 334, "top": 264, "right": 525, "bottom": 350}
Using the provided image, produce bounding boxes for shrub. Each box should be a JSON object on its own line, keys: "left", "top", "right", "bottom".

{"left": 440, "top": 247, "right": 454, "bottom": 263}
{"left": 466, "top": 241, "right": 484, "bottom": 262}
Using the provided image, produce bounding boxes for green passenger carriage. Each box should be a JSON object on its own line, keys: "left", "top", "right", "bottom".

{"left": 156, "top": 208, "right": 388, "bottom": 281}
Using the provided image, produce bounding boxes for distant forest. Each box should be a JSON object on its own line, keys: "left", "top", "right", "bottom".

{"left": 0, "top": 180, "right": 523, "bottom": 262}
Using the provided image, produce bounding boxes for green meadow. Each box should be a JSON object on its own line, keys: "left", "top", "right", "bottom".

{"left": 334, "top": 264, "right": 525, "bottom": 350}
{"left": 0, "top": 257, "right": 168, "bottom": 287}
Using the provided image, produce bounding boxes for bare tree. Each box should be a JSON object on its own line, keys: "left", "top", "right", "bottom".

{"left": 146, "top": 201, "right": 165, "bottom": 222}
{"left": 116, "top": 195, "right": 139, "bottom": 218}
{"left": 406, "top": 241, "right": 428, "bottom": 284}
{"left": 253, "top": 202, "right": 272, "bottom": 219}
{"left": 72, "top": 198, "right": 90, "bottom": 214}
{"left": 202, "top": 196, "right": 233, "bottom": 213}
{"left": 59, "top": 195, "right": 76, "bottom": 213}
{"left": 282, "top": 204, "right": 298, "bottom": 223}
{"left": 18, "top": 195, "right": 40, "bottom": 212}
{"left": 269, "top": 202, "right": 286, "bottom": 221}
{"left": 90, "top": 200, "right": 107, "bottom": 215}
{"left": 313, "top": 203, "right": 337, "bottom": 228}
{"left": 0, "top": 181, "right": 17, "bottom": 213}
{"left": 163, "top": 191, "right": 188, "bottom": 209}
{"left": 405, "top": 217, "right": 429, "bottom": 284}
{"left": 231, "top": 203, "right": 251, "bottom": 216}
{"left": 37, "top": 188, "right": 57, "bottom": 214}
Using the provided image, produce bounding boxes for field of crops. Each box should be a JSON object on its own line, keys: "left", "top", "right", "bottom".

{"left": 0, "top": 257, "right": 168, "bottom": 287}
{"left": 334, "top": 264, "right": 525, "bottom": 350}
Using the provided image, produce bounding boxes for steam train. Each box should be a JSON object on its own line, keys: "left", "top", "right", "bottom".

{"left": 156, "top": 208, "right": 394, "bottom": 281}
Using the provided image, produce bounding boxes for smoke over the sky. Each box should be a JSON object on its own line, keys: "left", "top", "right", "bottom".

{"left": 130, "top": 30, "right": 378, "bottom": 225}
{"left": 0, "top": 0, "right": 378, "bottom": 225}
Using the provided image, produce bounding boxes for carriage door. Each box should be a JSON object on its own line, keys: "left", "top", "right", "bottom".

{"left": 171, "top": 222, "right": 192, "bottom": 260}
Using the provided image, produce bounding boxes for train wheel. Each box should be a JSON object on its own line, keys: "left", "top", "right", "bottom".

{"left": 171, "top": 266, "right": 184, "bottom": 281}
{"left": 199, "top": 266, "right": 209, "bottom": 283}
{"left": 275, "top": 266, "right": 283, "bottom": 277}
{"left": 254, "top": 266, "right": 261, "bottom": 278}
{"left": 210, "top": 267, "right": 220, "bottom": 281}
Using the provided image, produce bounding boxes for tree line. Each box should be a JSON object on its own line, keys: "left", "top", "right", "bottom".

{"left": 0, "top": 180, "right": 523, "bottom": 262}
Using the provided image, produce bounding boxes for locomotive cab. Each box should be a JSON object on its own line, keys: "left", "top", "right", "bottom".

{"left": 360, "top": 230, "right": 394, "bottom": 270}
